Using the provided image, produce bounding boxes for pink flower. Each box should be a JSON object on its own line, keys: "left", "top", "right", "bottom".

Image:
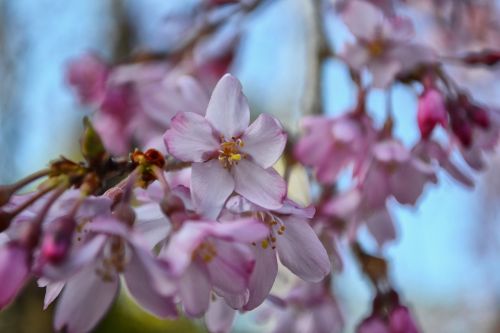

{"left": 164, "top": 74, "right": 287, "bottom": 218}
{"left": 160, "top": 218, "right": 269, "bottom": 317}
{"left": 340, "top": 0, "right": 435, "bottom": 88}
{"left": 294, "top": 113, "right": 376, "bottom": 184}
{"left": 66, "top": 53, "right": 109, "bottom": 105}
{"left": 226, "top": 197, "right": 331, "bottom": 310}
{"left": 52, "top": 217, "right": 176, "bottom": 333}
{"left": 417, "top": 88, "right": 448, "bottom": 138}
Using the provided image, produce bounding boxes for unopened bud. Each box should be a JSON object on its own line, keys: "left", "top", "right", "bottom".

{"left": 81, "top": 117, "right": 107, "bottom": 167}
{"left": 468, "top": 106, "right": 490, "bottom": 129}
{"left": 41, "top": 216, "right": 75, "bottom": 264}
{"left": 451, "top": 115, "right": 473, "bottom": 147}
{"left": 462, "top": 50, "right": 500, "bottom": 66}
{"left": 417, "top": 88, "right": 448, "bottom": 138}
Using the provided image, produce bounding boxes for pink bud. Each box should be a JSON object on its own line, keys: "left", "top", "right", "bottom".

{"left": 389, "top": 305, "right": 420, "bottom": 333}
{"left": 451, "top": 114, "right": 473, "bottom": 147}
{"left": 41, "top": 216, "right": 75, "bottom": 264}
{"left": 417, "top": 89, "right": 448, "bottom": 138}
{"left": 67, "top": 53, "right": 109, "bottom": 105}
{"left": 356, "top": 315, "right": 389, "bottom": 333}
{"left": 468, "top": 106, "right": 490, "bottom": 129}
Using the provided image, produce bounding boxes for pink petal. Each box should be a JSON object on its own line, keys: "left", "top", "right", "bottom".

{"left": 43, "top": 235, "right": 107, "bottom": 281}
{"left": 205, "top": 296, "right": 236, "bottom": 333}
{"left": 164, "top": 112, "right": 219, "bottom": 162}
{"left": 241, "top": 114, "right": 287, "bottom": 168}
{"left": 54, "top": 264, "right": 119, "bottom": 333}
{"left": 343, "top": 0, "right": 384, "bottom": 40}
{"left": 276, "top": 217, "right": 331, "bottom": 282}
{"left": 162, "top": 222, "right": 211, "bottom": 276}
{"left": 210, "top": 218, "right": 269, "bottom": 243}
{"left": 205, "top": 74, "right": 250, "bottom": 138}
{"left": 232, "top": 160, "right": 286, "bottom": 210}
{"left": 191, "top": 160, "right": 235, "bottom": 219}
{"left": 43, "top": 281, "right": 65, "bottom": 310}
{"left": 134, "top": 203, "right": 171, "bottom": 249}
{"left": 341, "top": 43, "right": 371, "bottom": 70}
{"left": 243, "top": 245, "right": 278, "bottom": 311}
{"left": 180, "top": 262, "right": 211, "bottom": 317}
{"left": 368, "top": 58, "right": 401, "bottom": 88}
{"left": 364, "top": 207, "right": 396, "bottom": 247}
{"left": 207, "top": 241, "right": 254, "bottom": 295}
{"left": 0, "top": 243, "right": 29, "bottom": 309}
{"left": 390, "top": 160, "right": 435, "bottom": 205}
{"left": 124, "top": 247, "right": 177, "bottom": 318}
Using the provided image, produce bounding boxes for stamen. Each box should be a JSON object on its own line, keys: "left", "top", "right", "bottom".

{"left": 218, "top": 138, "right": 246, "bottom": 169}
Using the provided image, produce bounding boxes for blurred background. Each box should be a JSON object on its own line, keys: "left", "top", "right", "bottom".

{"left": 0, "top": 0, "right": 499, "bottom": 332}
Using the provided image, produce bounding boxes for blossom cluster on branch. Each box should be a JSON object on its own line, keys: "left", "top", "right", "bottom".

{"left": 1, "top": 0, "right": 500, "bottom": 332}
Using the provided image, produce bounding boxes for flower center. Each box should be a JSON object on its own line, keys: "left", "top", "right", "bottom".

{"left": 218, "top": 137, "right": 245, "bottom": 169}
{"left": 252, "top": 212, "right": 286, "bottom": 250}
{"left": 367, "top": 39, "right": 385, "bottom": 57}
{"left": 193, "top": 241, "right": 217, "bottom": 263}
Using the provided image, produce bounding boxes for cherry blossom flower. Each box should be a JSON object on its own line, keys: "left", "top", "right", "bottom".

{"left": 226, "top": 196, "right": 331, "bottom": 310}
{"left": 294, "top": 112, "right": 376, "bottom": 184}
{"left": 340, "top": 0, "right": 435, "bottom": 88}
{"left": 51, "top": 217, "right": 176, "bottom": 333}
{"left": 160, "top": 218, "right": 269, "bottom": 317}
{"left": 0, "top": 242, "right": 30, "bottom": 310}
{"left": 164, "top": 74, "right": 287, "bottom": 218}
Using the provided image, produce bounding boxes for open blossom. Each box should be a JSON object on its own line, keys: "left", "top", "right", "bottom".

{"left": 51, "top": 217, "right": 176, "bottom": 333}
{"left": 340, "top": 0, "right": 435, "bottom": 88}
{"left": 160, "top": 218, "right": 269, "bottom": 317}
{"left": 294, "top": 112, "right": 376, "bottom": 184}
{"left": 164, "top": 74, "right": 287, "bottom": 218}
{"left": 226, "top": 196, "right": 331, "bottom": 310}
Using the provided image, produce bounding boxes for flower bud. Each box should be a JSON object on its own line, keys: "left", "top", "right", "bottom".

{"left": 417, "top": 88, "right": 448, "bottom": 138}
{"left": 468, "top": 105, "right": 490, "bottom": 129}
{"left": 81, "top": 117, "right": 107, "bottom": 167}
{"left": 41, "top": 216, "right": 75, "bottom": 264}
{"left": 451, "top": 114, "right": 473, "bottom": 147}
{"left": 389, "top": 305, "right": 420, "bottom": 333}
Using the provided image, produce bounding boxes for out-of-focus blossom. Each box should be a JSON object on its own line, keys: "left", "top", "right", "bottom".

{"left": 294, "top": 112, "right": 376, "bottom": 184}
{"left": 0, "top": 242, "right": 30, "bottom": 310}
{"left": 270, "top": 282, "right": 343, "bottom": 333}
{"left": 165, "top": 74, "right": 287, "bottom": 218}
{"left": 340, "top": 0, "right": 435, "bottom": 88}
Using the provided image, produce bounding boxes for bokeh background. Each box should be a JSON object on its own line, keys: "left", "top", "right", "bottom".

{"left": 0, "top": 0, "right": 499, "bottom": 332}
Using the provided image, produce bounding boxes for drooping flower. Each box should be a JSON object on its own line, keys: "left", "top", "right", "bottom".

{"left": 294, "top": 112, "right": 376, "bottom": 184}
{"left": 226, "top": 196, "right": 331, "bottom": 310}
{"left": 52, "top": 217, "right": 176, "bottom": 333}
{"left": 164, "top": 74, "right": 287, "bottom": 218}
{"left": 0, "top": 242, "right": 30, "bottom": 310}
{"left": 160, "top": 218, "right": 269, "bottom": 317}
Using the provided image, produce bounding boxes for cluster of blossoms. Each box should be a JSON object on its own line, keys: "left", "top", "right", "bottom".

{"left": 1, "top": 0, "right": 500, "bottom": 332}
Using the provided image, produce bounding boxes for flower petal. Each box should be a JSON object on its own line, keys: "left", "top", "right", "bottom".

{"left": 243, "top": 245, "right": 278, "bottom": 311}
{"left": 192, "top": 160, "right": 235, "bottom": 219}
{"left": 164, "top": 112, "right": 219, "bottom": 162}
{"left": 210, "top": 218, "right": 269, "bottom": 243}
{"left": 180, "top": 262, "right": 211, "bottom": 317}
{"left": 343, "top": 0, "right": 383, "bottom": 40}
{"left": 276, "top": 217, "right": 331, "bottom": 282}
{"left": 205, "top": 296, "right": 236, "bottom": 333}
{"left": 42, "top": 281, "right": 65, "bottom": 310}
{"left": 232, "top": 160, "right": 286, "bottom": 210}
{"left": 0, "top": 243, "right": 29, "bottom": 309}
{"left": 54, "top": 264, "right": 119, "bottom": 333}
{"left": 124, "top": 248, "right": 177, "bottom": 318}
{"left": 207, "top": 241, "right": 254, "bottom": 295}
{"left": 364, "top": 207, "right": 396, "bottom": 247}
{"left": 205, "top": 74, "right": 250, "bottom": 138}
{"left": 241, "top": 114, "right": 287, "bottom": 168}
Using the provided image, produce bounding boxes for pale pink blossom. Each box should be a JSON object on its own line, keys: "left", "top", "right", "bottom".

{"left": 164, "top": 74, "right": 287, "bottom": 218}
{"left": 294, "top": 112, "right": 376, "bottom": 184}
